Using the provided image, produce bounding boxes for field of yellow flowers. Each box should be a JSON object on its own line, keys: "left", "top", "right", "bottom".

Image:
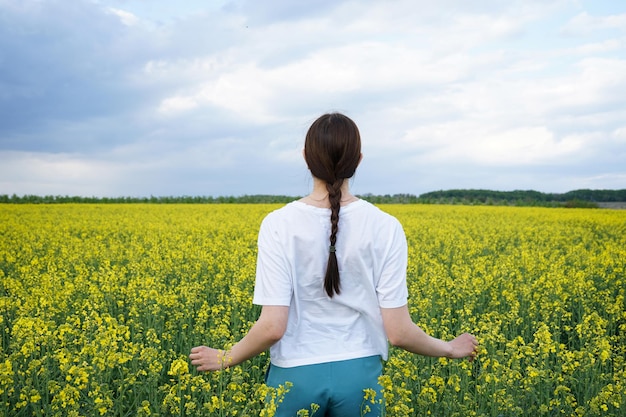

{"left": 1, "top": 203, "right": 625, "bottom": 416}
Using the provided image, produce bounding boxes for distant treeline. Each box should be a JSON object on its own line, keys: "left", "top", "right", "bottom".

{"left": 0, "top": 194, "right": 298, "bottom": 204}
{"left": 414, "top": 189, "right": 626, "bottom": 207}
{"left": 1, "top": 189, "right": 624, "bottom": 207}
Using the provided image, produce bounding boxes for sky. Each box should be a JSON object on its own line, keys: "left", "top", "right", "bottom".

{"left": 1, "top": 0, "right": 625, "bottom": 198}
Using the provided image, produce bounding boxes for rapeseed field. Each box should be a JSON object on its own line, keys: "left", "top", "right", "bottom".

{"left": 1, "top": 204, "right": 624, "bottom": 416}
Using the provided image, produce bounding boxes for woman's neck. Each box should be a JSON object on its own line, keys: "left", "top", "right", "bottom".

{"left": 300, "top": 178, "right": 358, "bottom": 208}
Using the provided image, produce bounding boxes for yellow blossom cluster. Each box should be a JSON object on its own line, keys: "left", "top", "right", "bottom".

{"left": 1, "top": 203, "right": 624, "bottom": 416}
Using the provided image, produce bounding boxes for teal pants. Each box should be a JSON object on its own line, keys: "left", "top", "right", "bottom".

{"left": 265, "top": 355, "right": 385, "bottom": 417}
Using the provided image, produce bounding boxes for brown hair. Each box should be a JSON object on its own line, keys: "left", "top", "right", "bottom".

{"left": 304, "top": 113, "right": 362, "bottom": 297}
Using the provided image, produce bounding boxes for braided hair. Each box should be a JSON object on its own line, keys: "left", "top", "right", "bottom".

{"left": 304, "top": 113, "right": 362, "bottom": 297}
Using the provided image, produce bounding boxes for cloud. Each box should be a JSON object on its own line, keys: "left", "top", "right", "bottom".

{"left": 0, "top": 0, "right": 625, "bottom": 197}
{"left": 0, "top": 1, "right": 154, "bottom": 138}
{"left": 562, "top": 11, "right": 626, "bottom": 35}
{"left": 107, "top": 7, "right": 140, "bottom": 26}
{"left": 0, "top": 151, "right": 125, "bottom": 196}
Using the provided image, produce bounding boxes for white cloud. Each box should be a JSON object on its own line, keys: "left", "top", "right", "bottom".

{"left": 397, "top": 122, "right": 586, "bottom": 166}
{"left": 568, "top": 38, "right": 623, "bottom": 55}
{"left": 0, "top": 151, "right": 124, "bottom": 196}
{"left": 613, "top": 127, "right": 626, "bottom": 142}
{"left": 157, "top": 96, "right": 199, "bottom": 114}
{"left": 562, "top": 11, "right": 626, "bottom": 35}
{"left": 107, "top": 7, "right": 139, "bottom": 26}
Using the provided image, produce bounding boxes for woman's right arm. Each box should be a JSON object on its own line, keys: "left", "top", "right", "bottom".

{"left": 381, "top": 304, "right": 478, "bottom": 360}
{"left": 189, "top": 305, "right": 288, "bottom": 371}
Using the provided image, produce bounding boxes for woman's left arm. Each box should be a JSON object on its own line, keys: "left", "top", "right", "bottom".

{"left": 189, "top": 305, "right": 289, "bottom": 371}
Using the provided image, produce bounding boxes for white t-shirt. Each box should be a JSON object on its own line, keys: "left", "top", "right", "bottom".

{"left": 252, "top": 199, "right": 409, "bottom": 368}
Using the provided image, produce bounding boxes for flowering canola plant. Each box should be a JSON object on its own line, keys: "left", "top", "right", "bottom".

{"left": 1, "top": 204, "right": 624, "bottom": 416}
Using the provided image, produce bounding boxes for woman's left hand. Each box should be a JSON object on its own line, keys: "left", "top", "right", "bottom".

{"left": 447, "top": 333, "right": 479, "bottom": 361}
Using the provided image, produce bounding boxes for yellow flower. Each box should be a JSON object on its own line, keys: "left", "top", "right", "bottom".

{"left": 3, "top": 203, "right": 625, "bottom": 417}
{"left": 168, "top": 357, "right": 189, "bottom": 377}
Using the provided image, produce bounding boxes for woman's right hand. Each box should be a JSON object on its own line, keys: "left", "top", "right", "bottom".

{"left": 189, "top": 346, "right": 227, "bottom": 372}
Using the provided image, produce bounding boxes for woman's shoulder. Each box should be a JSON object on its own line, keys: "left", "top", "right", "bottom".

{"left": 355, "top": 200, "right": 400, "bottom": 220}
{"left": 261, "top": 201, "right": 309, "bottom": 225}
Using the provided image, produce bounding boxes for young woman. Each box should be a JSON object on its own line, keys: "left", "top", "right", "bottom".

{"left": 189, "top": 113, "right": 478, "bottom": 416}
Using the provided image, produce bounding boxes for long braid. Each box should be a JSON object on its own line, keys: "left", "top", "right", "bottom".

{"left": 304, "top": 113, "right": 361, "bottom": 298}
{"left": 324, "top": 178, "right": 343, "bottom": 297}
